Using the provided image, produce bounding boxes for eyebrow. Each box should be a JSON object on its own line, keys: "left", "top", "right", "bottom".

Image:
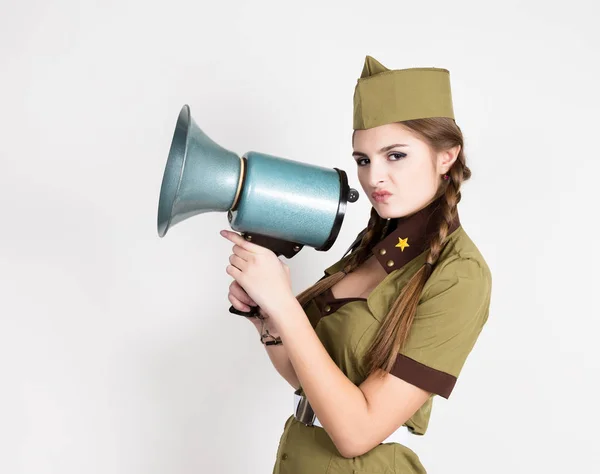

{"left": 352, "top": 144, "right": 409, "bottom": 158}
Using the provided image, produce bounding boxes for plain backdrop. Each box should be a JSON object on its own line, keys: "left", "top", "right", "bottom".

{"left": 1, "top": 0, "right": 598, "bottom": 472}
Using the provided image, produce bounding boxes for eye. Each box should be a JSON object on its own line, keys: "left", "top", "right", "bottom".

{"left": 355, "top": 152, "right": 406, "bottom": 167}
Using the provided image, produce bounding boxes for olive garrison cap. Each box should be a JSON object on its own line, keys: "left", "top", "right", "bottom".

{"left": 353, "top": 55, "right": 455, "bottom": 130}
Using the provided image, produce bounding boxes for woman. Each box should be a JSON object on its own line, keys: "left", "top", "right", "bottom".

{"left": 221, "top": 55, "right": 492, "bottom": 473}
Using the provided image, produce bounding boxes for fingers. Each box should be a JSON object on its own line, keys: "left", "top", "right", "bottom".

{"left": 228, "top": 292, "right": 252, "bottom": 313}
{"left": 229, "top": 281, "right": 257, "bottom": 307}
{"left": 229, "top": 253, "right": 248, "bottom": 271}
{"left": 220, "top": 230, "right": 264, "bottom": 254}
{"left": 231, "top": 244, "right": 253, "bottom": 260}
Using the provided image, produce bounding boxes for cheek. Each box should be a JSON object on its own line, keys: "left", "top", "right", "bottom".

{"left": 393, "top": 161, "right": 422, "bottom": 185}
{"left": 393, "top": 163, "right": 438, "bottom": 196}
{"left": 357, "top": 170, "right": 368, "bottom": 188}
{"left": 356, "top": 161, "right": 437, "bottom": 194}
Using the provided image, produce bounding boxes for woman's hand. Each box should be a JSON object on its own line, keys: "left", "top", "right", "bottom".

{"left": 228, "top": 280, "right": 272, "bottom": 330}
{"left": 220, "top": 229, "right": 294, "bottom": 319}
{"left": 228, "top": 279, "right": 258, "bottom": 314}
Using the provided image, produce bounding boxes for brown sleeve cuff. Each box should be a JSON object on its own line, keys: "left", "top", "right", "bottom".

{"left": 390, "top": 353, "right": 457, "bottom": 399}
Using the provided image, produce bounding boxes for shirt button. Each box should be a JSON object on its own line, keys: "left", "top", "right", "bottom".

{"left": 379, "top": 248, "right": 387, "bottom": 255}
{"left": 324, "top": 305, "right": 331, "bottom": 312}
{"left": 282, "top": 453, "right": 288, "bottom": 460}
{"left": 386, "top": 259, "right": 395, "bottom": 267}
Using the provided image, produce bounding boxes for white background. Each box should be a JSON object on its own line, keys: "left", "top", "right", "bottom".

{"left": 1, "top": 0, "right": 598, "bottom": 472}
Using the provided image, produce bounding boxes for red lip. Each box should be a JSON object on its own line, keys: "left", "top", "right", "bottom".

{"left": 372, "top": 191, "right": 392, "bottom": 198}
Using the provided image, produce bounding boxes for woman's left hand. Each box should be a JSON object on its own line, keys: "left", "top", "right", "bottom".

{"left": 220, "top": 229, "right": 294, "bottom": 317}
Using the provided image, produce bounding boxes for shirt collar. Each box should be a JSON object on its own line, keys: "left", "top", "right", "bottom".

{"left": 371, "top": 196, "right": 461, "bottom": 274}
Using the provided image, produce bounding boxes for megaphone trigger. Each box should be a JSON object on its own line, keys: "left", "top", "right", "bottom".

{"left": 228, "top": 304, "right": 261, "bottom": 318}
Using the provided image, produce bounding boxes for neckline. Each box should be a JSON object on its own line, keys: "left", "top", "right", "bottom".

{"left": 314, "top": 224, "right": 465, "bottom": 321}
{"left": 313, "top": 286, "right": 368, "bottom": 318}
{"left": 319, "top": 224, "right": 463, "bottom": 307}
{"left": 325, "top": 286, "right": 367, "bottom": 303}
{"left": 371, "top": 196, "right": 461, "bottom": 275}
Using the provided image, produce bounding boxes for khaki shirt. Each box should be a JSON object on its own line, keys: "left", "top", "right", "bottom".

{"left": 272, "top": 205, "right": 492, "bottom": 474}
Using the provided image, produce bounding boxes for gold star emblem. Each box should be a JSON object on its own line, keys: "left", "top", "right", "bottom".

{"left": 395, "top": 237, "right": 410, "bottom": 252}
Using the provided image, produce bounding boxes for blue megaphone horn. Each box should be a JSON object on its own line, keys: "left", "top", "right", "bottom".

{"left": 157, "top": 104, "right": 360, "bottom": 317}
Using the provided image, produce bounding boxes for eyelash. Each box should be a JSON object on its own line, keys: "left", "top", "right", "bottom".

{"left": 355, "top": 152, "right": 407, "bottom": 167}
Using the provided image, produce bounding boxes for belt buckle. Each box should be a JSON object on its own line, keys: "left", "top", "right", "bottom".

{"left": 294, "top": 394, "right": 316, "bottom": 427}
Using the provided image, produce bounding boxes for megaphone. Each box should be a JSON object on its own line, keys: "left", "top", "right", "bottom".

{"left": 157, "top": 104, "right": 360, "bottom": 317}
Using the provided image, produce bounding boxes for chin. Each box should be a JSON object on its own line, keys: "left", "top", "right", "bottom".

{"left": 374, "top": 204, "right": 411, "bottom": 220}
{"left": 373, "top": 206, "right": 400, "bottom": 220}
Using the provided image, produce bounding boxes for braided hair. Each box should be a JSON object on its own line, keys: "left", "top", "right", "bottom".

{"left": 295, "top": 117, "right": 471, "bottom": 379}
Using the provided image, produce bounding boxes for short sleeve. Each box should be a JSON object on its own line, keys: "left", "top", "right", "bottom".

{"left": 389, "top": 257, "right": 492, "bottom": 399}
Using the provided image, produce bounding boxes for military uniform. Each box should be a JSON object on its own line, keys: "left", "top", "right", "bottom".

{"left": 271, "top": 197, "right": 492, "bottom": 473}
{"left": 270, "top": 54, "right": 492, "bottom": 473}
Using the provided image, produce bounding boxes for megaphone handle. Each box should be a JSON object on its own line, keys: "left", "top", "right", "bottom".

{"left": 228, "top": 304, "right": 261, "bottom": 318}
{"left": 225, "top": 234, "right": 301, "bottom": 318}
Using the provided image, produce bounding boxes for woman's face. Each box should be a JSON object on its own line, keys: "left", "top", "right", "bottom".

{"left": 352, "top": 122, "right": 456, "bottom": 219}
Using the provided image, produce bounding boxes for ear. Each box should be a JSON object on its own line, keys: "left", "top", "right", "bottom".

{"left": 437, "top": 144, "right": 461, "bottom": 174}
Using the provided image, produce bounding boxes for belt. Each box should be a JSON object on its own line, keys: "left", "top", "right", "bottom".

{"left": 294, "top": 393, "right": 417, "bottom": 450}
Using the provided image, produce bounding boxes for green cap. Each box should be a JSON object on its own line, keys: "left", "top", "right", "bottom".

{"left": 353, "top": 55, "right": 455, "bottom": 130}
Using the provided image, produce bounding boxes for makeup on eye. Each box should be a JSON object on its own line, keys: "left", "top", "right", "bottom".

{"left": 354, "top": 152, "right": 407, "bottom": 166}
{"left": 352, "top": 143, "right": 409, "bottom": 159}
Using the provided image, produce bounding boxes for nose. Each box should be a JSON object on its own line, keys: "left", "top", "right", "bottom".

{"left": 366, "top": 161, "right": 388, "bottom": 188}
